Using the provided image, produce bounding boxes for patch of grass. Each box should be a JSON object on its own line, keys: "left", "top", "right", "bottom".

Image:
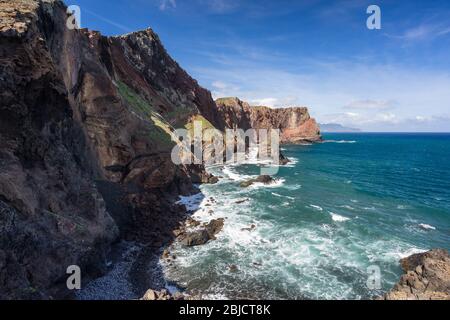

{"left": 185, "top": 114, "right": 215, "bottom": 133}
{"left": 117, "top": 81, "right": 154, "bottom": 117}
{"left": 116, "top": 81, "right": 176, "bottom": 150}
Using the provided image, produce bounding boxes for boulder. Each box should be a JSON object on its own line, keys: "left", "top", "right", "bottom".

{"left": 181, "top": 229, "right": 211, "bottom": 246}
{"left": 240, "top": 175, "right": 275, "bottom": 188}
{"left": 382, "top": 249, "right": 450, "bottom": 300}
{"left": 181, "top": 218, "right": 225, "bottom": 246}
{"left": 205, "top": 218, "right": 225, "bottom": 238}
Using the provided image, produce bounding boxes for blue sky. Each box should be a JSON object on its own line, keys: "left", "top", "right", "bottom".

{"left": 66, "top": 0, "right": 450, "bottom": 131}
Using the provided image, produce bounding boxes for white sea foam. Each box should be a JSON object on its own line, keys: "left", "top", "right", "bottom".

{"left": 283, "top": 183, "right": 302, "bottom": 190}
{"left": 418, "top": 223, "right": 436, "bottom": 230}
{"left": 398, "top": 248, "right": 427, "bottom": 259}
{"left": 324, "top": 140, "right": 357, "bottom": 144}
{"left": 271, "top": 192, "right": 295, "bottom": 200}
{"left": 340, "top": 205, "right": 355, "bottom": 210}
{"left": 330, "top": 212, "right": 350, "bottom": 222}
{"left": 309, "top": 204, "right": 323, "bottom": 211}
{"left": 222, "top": 166, "right": 251, "bottom": 181}
{"left": 250, "top": 178, "right": 286, "bottom": 189}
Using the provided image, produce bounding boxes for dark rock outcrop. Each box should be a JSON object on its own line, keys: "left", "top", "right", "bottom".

{"left": 0, "top": 0, "right": 213, "bottom": 299}
{"left": 240, "top": 175, "right": 275, "bottom": 188}
{"left": 0, "top": 0, "right": 320, "bottom": 300}
{"left": 0, "top": 0, "right": 118, "bottom": 299}
{"left": 180, "top": 218, "right": 225, "bottom": 246}
{"left": 382, "top": 249, "right": 450, "bottom": 300}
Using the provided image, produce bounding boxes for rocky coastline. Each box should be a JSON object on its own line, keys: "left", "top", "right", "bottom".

{"left": 0, "top": 0, "right": 320, "bottom": 299}
{"left": 2, "top": 0, "right": 448, "bottom": 301}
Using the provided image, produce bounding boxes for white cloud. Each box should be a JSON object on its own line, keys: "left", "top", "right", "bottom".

{"left": 159, "top": 0, "right": 176, "bottom": 11}
{"left": 344, "top": 99, "right": 395, "bottom": 111}
{"left": 198, "top": 0, "right": 239, "bottom": 14}
{"left": 188, "top": 41, "right": 450, "bottom": 131}
{"left": 385, "top": 23, "right": 450, "bottom": 41}
{"left": 249, "top": 98, "right": 279, "bottom": 107}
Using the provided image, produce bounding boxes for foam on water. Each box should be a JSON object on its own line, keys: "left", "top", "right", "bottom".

{"left": 323, "top": 140, "right": 357, "bottom": 144}
{"left": 164, "top": 133, "right": 450, "bottom": 300}
{"left": 309, "top": 204, "right": 323, "bottom": 211}
{"left": 330, "top": 212, "right": 350, "bottom": 222}
{"left": 418, "top": 223, "right": 436, "bottom": 230}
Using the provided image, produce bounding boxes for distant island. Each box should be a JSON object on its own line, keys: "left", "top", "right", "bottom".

{"left": 320, "top": 123, "right": 361, "bottom": 133}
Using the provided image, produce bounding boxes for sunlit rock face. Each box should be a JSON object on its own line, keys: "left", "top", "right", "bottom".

{"left": 216, "top": 97, "right": 322, "bottom": 144}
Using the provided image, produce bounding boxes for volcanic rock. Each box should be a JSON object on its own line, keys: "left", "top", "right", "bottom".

{"left": 382, "top": 249, "right": 450, "bottom": 300}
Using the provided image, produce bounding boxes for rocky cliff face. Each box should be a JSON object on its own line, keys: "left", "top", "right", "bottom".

{"left": 0, "top": 0, "right": 215, "bottom": 299}
{"left": 216, "top": 97, "right": 321, "bottom": 144}
{"left": 382, "top": 249, "right": 450, "bottom": 300}
{"left": 0, "top": 0, "right": 320, "bottom": 299}
{"left": 0, "top": 0, "right": 119, "bottom": 299}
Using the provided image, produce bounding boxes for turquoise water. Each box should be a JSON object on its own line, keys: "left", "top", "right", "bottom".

{"left": 164, "top": 133, "right": 450, "bottom": 300}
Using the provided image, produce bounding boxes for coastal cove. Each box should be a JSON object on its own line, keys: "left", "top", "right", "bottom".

{"left": 162, "top": 133, "right": 450, "bottom": 300}
{"left": 1, "top": 0, "right": 450, "bottom": 301}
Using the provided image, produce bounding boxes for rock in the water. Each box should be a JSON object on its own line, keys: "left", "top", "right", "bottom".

{"left": 181, "top": 218, "right": 225, "bottom": 246}
{"left": 142, "top": 289, "right": 158, "bottom": 300}
{"left": 181, "top": 229, "right": 211, "bottom": 246}
{"left": 382, "top": 249, "right": 450, "bottom": 300}
{"left": 205, "top": 218, "right": 225, "bottom": 238}
{"left": 142, "top": 289, "right": 186, "bottom": 300}
{"left": 240, "top": 175, "right": 275, "bottom": 188}
{"left": 241, "top": 224, "right": 256, "bottom": 232}
{"left": 228, "top": 264, "right": 239, "bottom": 272}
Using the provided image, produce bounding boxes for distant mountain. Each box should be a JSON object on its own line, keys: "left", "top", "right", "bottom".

{"left": 319, "top": 123, "right": 361, "bottom": 133}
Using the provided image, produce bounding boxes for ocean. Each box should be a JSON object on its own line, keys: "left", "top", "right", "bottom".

{"left": 163, "top": 133, "right": 450, "bottom": 300}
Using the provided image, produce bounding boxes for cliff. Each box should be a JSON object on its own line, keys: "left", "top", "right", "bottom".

{"left": 0, "top": 0, "right": 320, "bottom": 299}
{"left": 382, "top": 249, "right": 450, "bottom": 300}
{"left": 0, "top": 0, "right": 215, "bottom": 299}
{"left": 216, "top": 97, "right": 321, "bottom": 144}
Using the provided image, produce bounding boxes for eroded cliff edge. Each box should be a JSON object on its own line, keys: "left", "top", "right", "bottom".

{"left": 0, "top": 0, "right": 321, "bottom": 299}
{"left": 216, "top": 97, "right": 321, "bottom": 144}
{"left": 382, "top": 249, "right": 450, "bottom": 300}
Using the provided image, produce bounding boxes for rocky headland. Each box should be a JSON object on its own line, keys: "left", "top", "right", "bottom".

{"left": 216, "top": 97, "right": 322, "bottom": 144}
{"left": 0, "top": 0, "right": 321, "bottom": 299}
{"left": 3, "top": 0, "right": 445, "bottom": 302}
{"left": 382, "top": 249, "right": 450, "bottom": 300}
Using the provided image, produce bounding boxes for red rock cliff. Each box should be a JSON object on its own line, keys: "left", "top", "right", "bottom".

{"left": 0, "top": 0, "right": 321, "bottom": 299}
{"left": 216, "top": 97, "right": 321, "bottom": 143}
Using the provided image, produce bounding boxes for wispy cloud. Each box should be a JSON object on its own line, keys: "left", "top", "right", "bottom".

{"left": 344, "top": 100, "right": 396, "bottom": 111}
{"left": 84, "top": 8, "right": 133, "bottom": 33}
{"left": 385, "top": 23, "right": 450, "bottom": 41}
{"left": 200, "top": 0, "right": 239, "bottom": 14}
{"left": 189, "top": 54, "right": 450, "bottom": 131}
{"left": 159, "top": 0, "right": 176, "bottom": 11}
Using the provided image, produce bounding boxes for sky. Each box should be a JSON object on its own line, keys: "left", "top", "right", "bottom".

{"left": 65, "top": 0, "right": 450, "bottom": 132}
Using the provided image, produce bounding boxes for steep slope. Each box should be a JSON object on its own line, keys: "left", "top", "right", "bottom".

{"left": 0, "top": 0, "right": 214, "bottom": 299}
{"left": 216, "top": 97, "right": 321, "bottom": 143}
{"left": 382, "top": 249, "right": 450, "bottom": 300}
{"left": 0, "top": 0, "right": 320, "bottom": 300}
{"left": 0, "top": 0, "right": 118, "bottom": 299}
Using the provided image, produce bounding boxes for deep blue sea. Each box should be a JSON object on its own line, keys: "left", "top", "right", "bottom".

{"left": 164, "top": 133, "right": 450, "bottom": 300}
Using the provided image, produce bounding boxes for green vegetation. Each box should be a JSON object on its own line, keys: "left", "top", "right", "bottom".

{"left": 185, "top": 114, "right": 215, "bottom": 133}
{"left": 117, "top": 81, "right": 154, "bottom": 117}
{"left": 116, "top": 81, "right": 175, "bottom": 150}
